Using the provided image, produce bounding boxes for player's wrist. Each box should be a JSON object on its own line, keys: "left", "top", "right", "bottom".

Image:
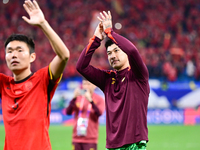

{"left": 104, "top": 27, "right": 112, "bottom": 34}
{"left": 38, "top": 20, "right": 49, "bottom": 30}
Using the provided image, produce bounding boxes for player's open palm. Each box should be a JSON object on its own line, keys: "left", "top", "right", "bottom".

{"left": 97, "top": 11, "right": 112, "bottom": 31}
{"left": 22, "top": 0, "right": 45, "bottom": 26}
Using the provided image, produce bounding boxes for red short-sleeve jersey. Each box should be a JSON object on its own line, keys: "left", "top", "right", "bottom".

{"left": 0, "top": 66, "right": 59, "bottom": 150}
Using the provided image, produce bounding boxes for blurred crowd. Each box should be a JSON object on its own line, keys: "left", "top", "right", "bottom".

{"left": 0, "top": 0, "right": 200, "bottom": 81}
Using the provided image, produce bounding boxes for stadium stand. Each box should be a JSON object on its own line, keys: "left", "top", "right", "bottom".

{"left": 0, "top": 0, "right": 200, "bottom": 81}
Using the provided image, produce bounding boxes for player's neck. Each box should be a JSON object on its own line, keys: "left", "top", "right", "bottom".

{"left": 117, "top": 64, "right": 130, "bottom": 71}
{"left": 13, "top": 69, "right": 32, "bottom": 81}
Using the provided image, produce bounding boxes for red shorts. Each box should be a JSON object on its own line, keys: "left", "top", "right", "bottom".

{"left": 72, "top": 142, "right": 97, "bottom": 150}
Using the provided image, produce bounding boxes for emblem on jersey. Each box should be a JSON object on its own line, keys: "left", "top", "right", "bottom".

{"left": 121, "top": 77, "right": 125, "bottom": 82}
{"left": 24, "top": 81, "right": 33, "bottom": 91}
{"left": 111, "top": 78, "right": 116, "bottom": 84}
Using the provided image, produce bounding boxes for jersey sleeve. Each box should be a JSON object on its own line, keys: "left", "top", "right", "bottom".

{"left": 38, "top": 65, "right": 62, "bottom": 86}
{"left": 37, "top": 66, "right": 61, "bottom": 100}
{"left": 105, "top": 28, "right": 149, "bottom": 81}
{"left": 76, "top": 36, "right": 108, "bottom": 91}
{"left": 37, "top": 66, "right": 61, "bottom": 116}
{"left": 48, "top": 63, "right": 63, "bottom": 84}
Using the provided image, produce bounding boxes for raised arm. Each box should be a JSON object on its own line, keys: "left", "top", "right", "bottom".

{"left": 22, "top": 0, "right": 70, "bottom": 80}
{"left": 98, "top": 11, "right": 149, "bottom": 80}
{"left": 76, "top": 23, "right": 107, "bottom": 91}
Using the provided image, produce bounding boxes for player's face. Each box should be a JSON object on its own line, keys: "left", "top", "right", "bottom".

{"left": 5, "top": 41, "right": 35, "bottom": 74}
{"left": 107, "top": 44, "right": 129, "bottom": 71}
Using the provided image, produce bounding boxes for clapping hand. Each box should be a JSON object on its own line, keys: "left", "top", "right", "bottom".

{"left": 97, "top": 11, "right": 112, "bottom": 31}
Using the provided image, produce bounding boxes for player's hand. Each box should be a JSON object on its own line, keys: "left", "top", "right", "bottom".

{"left": 94, "top": 22, "right": 105, "bottom": 40}
{"left": 97, "top": 11, "right": 112, "bottom": 31}
{"left": 22, "top": 0, "right": 46, "bottom": 27}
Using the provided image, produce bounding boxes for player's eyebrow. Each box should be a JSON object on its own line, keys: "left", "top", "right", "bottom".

{"left": 107, "top": 47, "right": 118, "bottom": 53}
{"left": 6, "top": 46, "right": 23, "bottom": 51}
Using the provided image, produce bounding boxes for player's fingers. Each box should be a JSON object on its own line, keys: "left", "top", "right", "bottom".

{"left": 97, "top": 16, "right": 103, "bottom": 22}
{"left": 103, "top": 11, "right": 109, "bottom": 19}
{"left": 22, "top": 16, "right": 30, "bottom": 24}
{"left": 33, "top": 0, "right": 40, "bottom": 9}
{"left": 26, "top": 0, "right": 35, "bottom": 9}
{"left": 23, "top": 3, "right": 31, "bottom": 14}
{"left": 24, "top": 0, "right": 33, "bottom": 11}
{"left": 99, "top": 12, "right": 105, "bottom": 20}
{"left": 108, "top": 11, "right": 112, "bottom": 19}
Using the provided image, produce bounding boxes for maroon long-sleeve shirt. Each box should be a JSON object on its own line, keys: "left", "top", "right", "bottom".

{"left": 76, "top": 28, "right": 150, "bottom": 148}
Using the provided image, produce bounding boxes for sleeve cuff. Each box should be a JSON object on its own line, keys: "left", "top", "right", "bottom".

{"left": 104, "top": 28, "right": 112, "bottom": 35}
{"left": 94, "top": 36, "right": 102, "bottom": 43}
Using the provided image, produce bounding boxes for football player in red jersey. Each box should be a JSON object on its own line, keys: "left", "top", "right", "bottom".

{"left": 1, "top": 0, "right": 70, "bottom": 150}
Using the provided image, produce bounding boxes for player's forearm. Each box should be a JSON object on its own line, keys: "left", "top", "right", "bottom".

{"left": 76, "top": 37, "right": 106, "bottom": 91}
{"left": 39, "top": 20, "right": 70, "bottom": 61}
{"left": 76, "top": 36, "right": 100, "bottom": 72}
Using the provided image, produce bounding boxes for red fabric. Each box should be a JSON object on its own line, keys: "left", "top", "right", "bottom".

{"left": 0, "top": 66, "right": 58, "bottom": 150}
{"left": 104, "top": 28, "right": 117, "bottom": 44}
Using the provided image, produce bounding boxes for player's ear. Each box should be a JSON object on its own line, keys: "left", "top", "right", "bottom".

{"left": 30, "top": 53, "right": 36, "bottom": 63}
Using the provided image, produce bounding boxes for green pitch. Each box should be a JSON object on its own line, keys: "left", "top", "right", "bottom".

{"left": 0, "top": 125, "right": 200, "bottom": 150}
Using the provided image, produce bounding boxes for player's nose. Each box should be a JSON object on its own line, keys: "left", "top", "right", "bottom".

{"left": 11, "top": 51, "right": 18, "bottom": 58}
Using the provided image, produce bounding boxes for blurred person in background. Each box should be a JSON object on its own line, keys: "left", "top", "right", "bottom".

{"left": 76, "top": 11, "right": 149, "bottom": 150}
{"left": 66, "top": 78, "right": 105, "bottom": 150}
{"left": 0, "top": 0, "right": 70, "bottom": 150}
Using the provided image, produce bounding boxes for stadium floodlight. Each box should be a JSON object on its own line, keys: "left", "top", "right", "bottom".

{"left": 115, "top": 22, "right": 122, "bottom": 30}
{"left": 3, "top": 0, "right": 9, "bottom": 4}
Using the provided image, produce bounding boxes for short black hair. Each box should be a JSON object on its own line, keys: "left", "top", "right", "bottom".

{"left": 4, "top": 34, "right": 35, "bottom": 54}
{"left": 105, "top": 37, "right": 114, "bottom": 50}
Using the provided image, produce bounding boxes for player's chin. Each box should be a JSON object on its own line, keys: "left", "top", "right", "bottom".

{"left": 112, "top": 65, "right": 121, "bottom": 70}
{"left": 9, "top": 66, "right": 23, "bottom": 72}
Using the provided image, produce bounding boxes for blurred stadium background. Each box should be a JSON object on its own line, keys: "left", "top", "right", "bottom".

{"left": 0, "top": 0, "right": 200, "bottom": 149}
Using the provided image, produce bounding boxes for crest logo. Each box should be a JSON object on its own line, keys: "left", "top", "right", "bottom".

{"left": 25, "top": 81, "right": 33, "bottom": 91}
{"left": 111, "top": 78, "right": 116, "bottom": 84}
